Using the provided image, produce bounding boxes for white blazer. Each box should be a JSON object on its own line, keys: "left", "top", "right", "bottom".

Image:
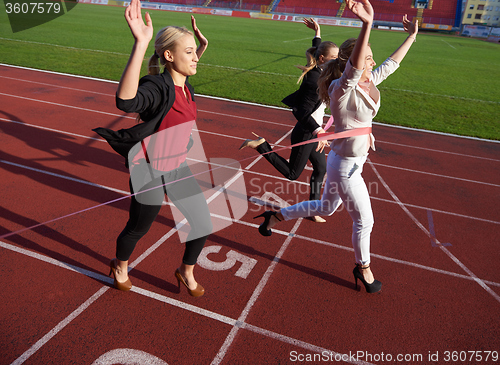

{"left": 329, "top": 57, "right": 400, "bottom": 157}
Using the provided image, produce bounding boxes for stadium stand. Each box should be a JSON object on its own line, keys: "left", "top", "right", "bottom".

{"left": 277, "top": 0, "right": 459, "bottom": 26}
{"left": 419, "top": 0, "right": 460, "bottom": 25}
{"left": 199, "top": 0, "right": 272, "bottom": 11}
{"left": 275, "top": 0, "right": 342, "bottom": 17}
{"left": 155, "top": 0, "right": 205, "bottom": 5}
{"left": 156, "top": 0, "right": 459, "bottom": 27}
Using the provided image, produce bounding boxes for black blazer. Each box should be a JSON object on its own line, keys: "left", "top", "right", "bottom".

{"left": 282, "top": 37, "right": 323, "bottom": 134}
{"left": 93, "top": 71, "right": 195, "bottom": 159}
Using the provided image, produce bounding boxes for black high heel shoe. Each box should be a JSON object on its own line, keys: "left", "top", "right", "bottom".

{"left": 353, "top": 264, "right": 382, "bottom": 293}
{"left": 254, "top": 211, "right": 281, "bottom": 236}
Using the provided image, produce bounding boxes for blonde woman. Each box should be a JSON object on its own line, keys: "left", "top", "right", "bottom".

{"left": 94, "top": 0, "right": 211, "bottom": 296}
{"left": 255, "top": 0, "right": 418, "bottom": 293}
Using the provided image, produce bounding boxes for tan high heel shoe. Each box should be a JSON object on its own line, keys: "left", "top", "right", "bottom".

{"left": 175, "top": 269, "right": 205, "bottom": 297}
{"left": 239, "top": 132, "right": 266, "bottom": 150}
{"left": 109, "top": 258, "right": 132, "bottom": 291}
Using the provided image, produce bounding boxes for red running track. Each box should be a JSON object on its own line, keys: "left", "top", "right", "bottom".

{"left": 0, "top": 63, "right": 499, "bottom": 365}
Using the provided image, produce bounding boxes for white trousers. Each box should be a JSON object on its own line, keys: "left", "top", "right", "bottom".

{"left": 281, "top": 151, "right": 374, "bottom": 265}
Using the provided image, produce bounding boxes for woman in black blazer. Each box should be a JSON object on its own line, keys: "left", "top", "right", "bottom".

{"left": 94, "top": 0, "right": 210, "bottom": 296}
{"left": 240, "top": 19, "right": 338, "bottom": 223}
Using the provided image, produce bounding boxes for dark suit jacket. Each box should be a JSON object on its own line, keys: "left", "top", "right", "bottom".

{"left": 282, "top": 37, "right": 323, "bottom": 134}
{"left": 93, "top": 71, "right": 195, "bottom": 160}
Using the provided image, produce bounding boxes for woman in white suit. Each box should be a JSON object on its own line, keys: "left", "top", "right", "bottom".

{"left": 254, "top": 0, "right": 418, "bottom": 293}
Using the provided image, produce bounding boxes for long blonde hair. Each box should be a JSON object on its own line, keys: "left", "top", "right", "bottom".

{"left": 317, "top": 38, "right": 357, "bottom": 103}
{"left": 148, "top": 26, "right": 193, "bottom": 75}
{"left": 296, "top": 41, "right": 338, "bottom": 84}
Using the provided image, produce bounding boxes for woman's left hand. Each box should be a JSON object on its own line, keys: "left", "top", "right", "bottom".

{"left": 316, "top": 129, "right": 329, "bottom": 153}
{"left": 403, "top": 14, "right": 418, "bottom": 37}
{"left": 316, "top": 139, "right": 329, "bottom": 153}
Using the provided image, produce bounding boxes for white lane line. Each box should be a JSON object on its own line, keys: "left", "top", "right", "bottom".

{"left": 206, "top": 213, "right": 500, "bottom": 288}
{"left": 0, "top": 117, "right": 106, "bottom": 142}
{"left": 211, "top": 218, "right": 303, "bottom": 365}
{"left": 371, "top": 196, "right": 499, "bottom": 225}
{"left": 241, "top": 323, "right": 374, "bottom": 365}
{"left": 10, "top": 286, "right": 110, "bottom": 365}
{"left": 0, "top": 90, "right": 292, "bottom": 128}
{"left": 0, "top": 92, "right": 129, "bottom": 119}
{"left": 0, "top": 239, "right": 372, "bottom": 365}
{"left": 368, "top": 159, "right": 500, "bottom": 304}
{"left": 0, "top": 159, "right": 129, "bottom": 196}
{"left": 286, "top": 232, "right": 500, "bottom": 287}
{"left": 0, "top": 75, "right": 115, "bottom": 97}
{"left": 197, "top": 109, "right": 293, "bottom": 128}
{"left": 210, "top": 129, "right": 297, "bottom": 365}
{"left": 376, "top": 140, "right": 500, "bottom": 161}
{"left": 371, "top": 161, "right": 500, "bottom": 187}
{"left": 132, "top": 286, "right": 237, "bottom": 326}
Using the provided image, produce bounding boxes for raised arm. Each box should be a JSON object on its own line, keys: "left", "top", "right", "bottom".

{"left": 390, "top": 14, "right": 418, "bottom": 63}
{"left": 116, "top": 0, "right": 154, "bottom": 100}
{"left": 303, "top": 17, "right": 321, "bottom": 38}
{"left": 346, "top": 0, "right": 374, "bottom": 70}
{"left": 191, "top": 15, "right": 208, "bottom": 60}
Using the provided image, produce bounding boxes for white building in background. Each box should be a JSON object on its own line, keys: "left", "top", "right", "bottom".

{"left": 462, "top": 0, "right": 500, "bottom": 26}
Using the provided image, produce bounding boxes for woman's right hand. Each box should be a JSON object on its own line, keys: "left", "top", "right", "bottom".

{"left": 346, "top": 0, "right": 374, "bottom": 24}
{"left": 117, "top": 0, "right": 153, "bottom": 100}
{"left": 124, "top": 0, "right": 153, "bottom": 44}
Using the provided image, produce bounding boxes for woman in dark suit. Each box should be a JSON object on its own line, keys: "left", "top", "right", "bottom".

{"left": 240, "top": 19, "right": 338, "bottom": 223}
{"left": 94, "top": 0, "right": 211, "bottom": 296}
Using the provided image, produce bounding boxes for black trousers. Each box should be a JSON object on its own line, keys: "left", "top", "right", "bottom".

{"left": 256, "top": 124, "right": 326, "bottom": 201}
{"left": 116, "top": 163, "right": 212, "bottom": 265}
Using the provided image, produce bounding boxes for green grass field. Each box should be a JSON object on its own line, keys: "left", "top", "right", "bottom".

{"left": 1, "top": 3, "right": 499, "bottom": 139}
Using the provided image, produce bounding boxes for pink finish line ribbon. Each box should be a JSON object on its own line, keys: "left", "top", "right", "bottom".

{"left": 263, "top": 126, "right": 372, "bottom": 155}
{"left": 297, "top": 126, "right": 371, "bottom": 147}
{"left": 324, "top": 116, "right": 334, "bottom": 131}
